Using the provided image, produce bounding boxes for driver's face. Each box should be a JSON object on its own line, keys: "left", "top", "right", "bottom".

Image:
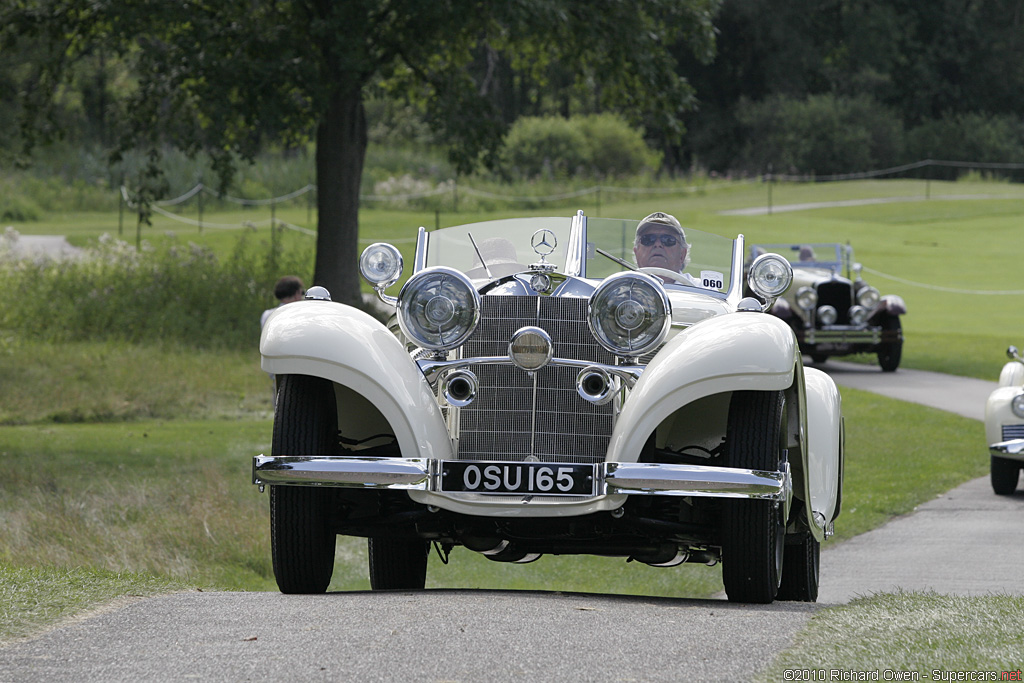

{"left": 634, "top": 230, "right": 687, "bottom": 272}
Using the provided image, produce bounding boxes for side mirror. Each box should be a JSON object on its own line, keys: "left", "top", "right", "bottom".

{"left": 1008, "top": 346, "right": 1021, "bottom": 361}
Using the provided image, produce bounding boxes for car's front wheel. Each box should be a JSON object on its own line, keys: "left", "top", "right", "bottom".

{"left": 270, "top": 374, "right": 338, "bottom": 593}
{"left": 721, "top": 390, "right": 786, "bottom": 604}
{"left": 368, "top": 537, "right": 429, "bottom": 590}
{"left": 991, "top": 455, "right": 1021, "bottom": 495}
{"left": 876, "top": 315, "right": 902, "bottom": 372}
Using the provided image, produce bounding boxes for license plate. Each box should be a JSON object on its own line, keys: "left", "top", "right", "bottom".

{"left": 440, "top": 461, "right": 596, "bottom": 496}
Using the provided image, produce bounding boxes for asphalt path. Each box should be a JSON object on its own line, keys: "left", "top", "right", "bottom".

{"left": 0, "top": 246, "right": 1017, "bottom": 681}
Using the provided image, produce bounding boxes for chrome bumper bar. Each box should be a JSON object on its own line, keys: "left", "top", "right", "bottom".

{"left": 252, "top": 456, "right": 789, "bottom": 501}
{"left": 990, "top": 439, "right": 1024, "bottom": 461}
{"left": 800, "top": 327, "right": 881, "bottom": 345}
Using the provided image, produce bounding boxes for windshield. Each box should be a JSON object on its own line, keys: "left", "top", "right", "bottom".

{"left": 423, "top": 217, "right": 571, "bottom": 277}
{"left": 584, "top": 217, "right": 735, "bottom": 297}
{"left": 751, "top": 243, "right": 847, "bottom": 269}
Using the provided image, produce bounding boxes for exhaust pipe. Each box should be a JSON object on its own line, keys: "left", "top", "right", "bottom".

{"left": 576, "top": 366, "right": 618, "bottom": 405}
{"left": 443, "top": 369, "right": 479, "bottom": 407}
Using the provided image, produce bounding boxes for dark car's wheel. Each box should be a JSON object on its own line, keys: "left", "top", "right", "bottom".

{"left": 810, "top": 353, "right": 829, "bottom": 365}
{"left": 877, "top": 315, "right": 902, "bottom": 372}
{"left": 368, "top": 537, "right": 429, "bottom": 590}
{"left": 722, "top": 390, "right": 786, "bottom": 604}
{"left": 777, "top": 529, "right": 820, "bottom": 602}
{"left": 270, "top": 374, "right": 338, "bottom": 594}
{"left": 990, "top": 455, "right": 1020, "bottom": 495}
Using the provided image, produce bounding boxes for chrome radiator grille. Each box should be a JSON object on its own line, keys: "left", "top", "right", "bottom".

{"left": 456, "top": 296, "right": 615, "bottom": 464}
{"left": 1002, "top": 424, "right": 1024, "bottom": 440}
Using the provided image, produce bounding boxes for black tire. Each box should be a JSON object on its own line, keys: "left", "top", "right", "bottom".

{"left": 368, "top": 537, "right": 429, "bottom": 590}
{"left": 810, "top": 354, "right": 829, "bottom": 365}
{"left": 991, "top": 455, "right": 1021, "bottom": 496}
{"left": 777, "top": 531, "right": 820, "bottom": 602}
{"left": 877, "top": 316, "right": 902, "bottom": 372}
{"left": 721, "top": 390, "right": 786, "bottom": 604}
{"left": 270, "top": 374, "right": 338, "bottom": 594}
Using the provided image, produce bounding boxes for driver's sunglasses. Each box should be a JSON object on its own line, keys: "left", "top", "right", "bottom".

{"left": 639, "top": 234, "right": 679, "bottom": 247}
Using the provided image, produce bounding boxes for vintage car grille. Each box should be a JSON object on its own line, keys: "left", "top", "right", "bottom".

{"left": 1002, "top": 424, "right": 1024, "bottom": 440}
{"left": 456, "top": 296, "right": 616, "bottom": 464}
{"left": 815, "top": 280, "right": 853, "bottom": 326}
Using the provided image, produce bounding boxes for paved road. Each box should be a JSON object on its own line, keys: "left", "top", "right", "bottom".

{"left": 0, "top": 351, "right": 1017, "bottom": 680}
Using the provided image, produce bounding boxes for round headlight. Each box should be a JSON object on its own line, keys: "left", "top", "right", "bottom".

{"left": 588, "top": 272, "right": 670, "bottom": 357}
{"left": 748, "top": 253, "right": 794, "bottom": 299}
{"left": 1012, "top": 394, "right": 1024, "bottom": 419}
{"left": 817, "top": 305, "right": 838, "bottom": 326}
{"left": 795, "top": 286, "right": 818, "bottom": 310}
{"left": 849, "top": 305, "right": 868, "bottom": 325}
{"left": 359, "top": 243, "right": 404, "bottom": 288}
{"left": 857, "top": 286, "right": 880, "bottom": 308}
{"left": 397, "top": 267, "right": 480, "bottom": 351}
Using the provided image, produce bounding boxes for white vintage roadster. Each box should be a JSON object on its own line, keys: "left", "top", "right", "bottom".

{"left": 985, "top": 345, "right": 1024, "bottom": 495}
{"left": 255, "top": 211, "right": 844, "bottom": 603}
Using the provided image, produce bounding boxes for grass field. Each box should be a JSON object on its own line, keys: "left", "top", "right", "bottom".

{"left": 1, "top": 177, "right": 1021, "bottom": 671}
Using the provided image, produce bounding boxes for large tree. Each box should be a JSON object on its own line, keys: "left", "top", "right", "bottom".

{"left": 2, "top": 0, "right": 718, "bottom": 307}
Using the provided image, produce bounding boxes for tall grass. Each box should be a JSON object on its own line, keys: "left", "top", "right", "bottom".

{"left": 0, "top": 227, "right": 314, "bottom": 349}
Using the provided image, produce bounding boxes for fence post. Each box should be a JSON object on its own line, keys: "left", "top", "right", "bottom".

{"left": 197, "top": 183, "right": 204, "bottom": 234}
{"left": 766, "top": 164, "right": 773, "bottom": 216}
{"left": 118, "top": 181, "right": 124, "bottom": 236}
{"left": 596, "top": 187, "right": 601, "bottom": 217}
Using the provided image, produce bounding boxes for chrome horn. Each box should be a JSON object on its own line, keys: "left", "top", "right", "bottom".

{"left": 576, "top": 366, "right": 618, "bottom": 405}
{"left": 443, "top": 368, "right": 479, "bottom": 407}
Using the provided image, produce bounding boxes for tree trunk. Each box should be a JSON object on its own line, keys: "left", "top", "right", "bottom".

{"left": 314, "top": 87, "right": 367, "bottom": 308}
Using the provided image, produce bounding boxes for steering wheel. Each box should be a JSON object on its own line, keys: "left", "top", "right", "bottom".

{"left": 638, "top": 267, "right": 691, "bottom": 284}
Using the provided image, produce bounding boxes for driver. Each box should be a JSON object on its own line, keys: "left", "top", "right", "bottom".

{"left": 633, "top": 212, "right": 699, "bottom": 286}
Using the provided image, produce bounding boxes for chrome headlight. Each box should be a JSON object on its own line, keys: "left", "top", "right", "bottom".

{"left": 1012, "top": 394, "right": 1024, "bottom": 419}
{"left": 817, "top": 305, "right": 838, "bottom": 326}
{"left": 397, "top": 267, "right": 480, "bottom": 351}
{"left": 588, "top": 272, "right": 670, "bottom": 357}
{"left": 849, "top": 305, "right": 868, "bottom": 325}
{"left": 795, "top": 286, "right": 818, "bottom": 310}
{"left": 359, "top": 243, "right": 404, "bottom": 288}
{"left": 748, "top": 253, "right": 793, "bottom": 299}
{"left": 857, "top": 286, "right": 880, "bottom": 308}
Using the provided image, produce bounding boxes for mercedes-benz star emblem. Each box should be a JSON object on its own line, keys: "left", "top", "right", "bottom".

{"left": 531, "top": 229, "right": 557, "bottom": 256}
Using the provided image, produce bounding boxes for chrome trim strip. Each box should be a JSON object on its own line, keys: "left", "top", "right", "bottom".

{"left": 413, "top": 226, "right": 428, "bottom": 273}
{"left": 253, "top": 455, "right": 789, "bottom": 501}
{"left": 603, "top": 462, "right": 788, "bottom": 500}
{"left": 990, "top": 439, "right": 1024, "bottom": 461}
{"left": 253, "top": 455, "right": 430, "bottom": 489}
{"left": 802, "top": 328, "right": 882, "bottom": 344}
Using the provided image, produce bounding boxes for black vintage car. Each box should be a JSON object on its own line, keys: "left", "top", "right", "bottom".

{"left": 749, "top": 243, "right": 905, "bottom": 371}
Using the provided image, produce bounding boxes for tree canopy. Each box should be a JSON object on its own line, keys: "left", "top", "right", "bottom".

{"left": 1, "top": 0, "right": 720, "bottom": 306}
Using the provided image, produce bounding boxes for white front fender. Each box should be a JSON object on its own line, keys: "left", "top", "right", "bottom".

{"left": 607, "top": 313, "right": 799, "bottom": 463}
{"left": 803, "top": 366, "right": 843, "bottom": 530}
{"left": 261, "top": 301, "right": 453, "bottom": 461}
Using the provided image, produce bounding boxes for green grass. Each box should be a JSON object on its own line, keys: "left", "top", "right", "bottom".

{"left": 758, "top": 592, "right": 1024, "bottom": 679}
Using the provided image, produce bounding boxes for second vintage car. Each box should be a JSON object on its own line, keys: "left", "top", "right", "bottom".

{"left": 255, "top": 211, "right": 844, "bottom": 603}
{"left": 985, "top": 345, "right": 1024, "bottom": 495}
{"left": 749, "top": 243, "right": 906, "bottom": 371}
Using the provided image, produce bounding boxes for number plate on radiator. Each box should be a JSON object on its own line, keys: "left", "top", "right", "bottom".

{"left": 440, "top": 461, "right": 597, "bottom": 496}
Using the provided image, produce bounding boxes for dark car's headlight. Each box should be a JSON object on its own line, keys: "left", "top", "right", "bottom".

{"left": 588, "top": 272, "right": 670, "bottom": 357}
{"left": 398, "top": 267, "right": 480, "bottom": 351}
{"left": 795, "top": 286, "right": 817, "bottom": 310}
{"left": 857, "top": 286, "right": 880, "bottom": 308}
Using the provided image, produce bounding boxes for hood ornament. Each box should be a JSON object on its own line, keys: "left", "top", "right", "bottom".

{"left": 530, "top": 229, "right": 558, "bottom": 273}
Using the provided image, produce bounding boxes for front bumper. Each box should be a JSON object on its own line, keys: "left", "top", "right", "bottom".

{"left": 252, "top": 455, "right": 790, "bottom": 502}
{"left": 990, "top": 439, "right": 1024, "bottom": 462}
{"left": 798, "top": 326, "right": 881, "bottom": 345}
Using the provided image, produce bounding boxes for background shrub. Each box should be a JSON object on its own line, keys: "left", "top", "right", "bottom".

{"left": 735, "top": 94, "right": 904, "bottom": 175}
{"left": 905, "top": 113, "right": 1024, "bottom": 180}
